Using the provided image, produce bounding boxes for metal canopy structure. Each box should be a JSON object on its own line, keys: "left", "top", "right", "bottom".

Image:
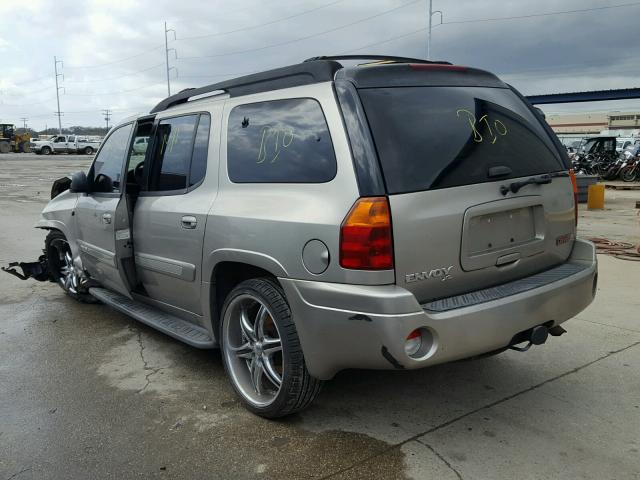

{"left": 526, "top": 88, "right": 640, "bottom": 105}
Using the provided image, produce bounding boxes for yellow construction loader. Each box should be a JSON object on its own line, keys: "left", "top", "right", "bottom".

{"left": 0, "top": 124, "right": 31, "bottom": 153}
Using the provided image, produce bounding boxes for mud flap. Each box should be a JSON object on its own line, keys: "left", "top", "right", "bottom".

{"left": 2, "top": 254, "right": 51, "bottom": 281}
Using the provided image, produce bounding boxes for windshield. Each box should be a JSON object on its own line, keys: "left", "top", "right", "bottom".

{"left": 359, "top": 86, "right": 565, "bottom": 194}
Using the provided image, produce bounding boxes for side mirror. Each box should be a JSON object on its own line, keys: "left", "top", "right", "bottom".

{"left": 70, "top": 171, "right": 89, "bottom": 193}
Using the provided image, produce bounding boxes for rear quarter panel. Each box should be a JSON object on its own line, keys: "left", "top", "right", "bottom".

{"left": 202, "top": 82, "right": 394, "bottom": 285}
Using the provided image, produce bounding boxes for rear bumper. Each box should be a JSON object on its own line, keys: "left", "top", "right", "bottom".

{"left": 280, "top": 239, "right": 597, "bottom": 380}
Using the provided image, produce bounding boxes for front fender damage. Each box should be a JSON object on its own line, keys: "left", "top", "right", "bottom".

{"left": 3, "top": 175, "right": 75, "bottom": 283}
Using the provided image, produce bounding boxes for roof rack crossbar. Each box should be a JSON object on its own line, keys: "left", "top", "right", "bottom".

{"left": 303, "top": 55, "right": 451, "bottom": 65}
{"left": 150, "top": 60, "right": 342, "bottom": 114}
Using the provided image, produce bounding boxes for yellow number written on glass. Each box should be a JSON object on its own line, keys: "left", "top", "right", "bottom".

{"left": 456, "top": 109, "right": 508, "bottom": 144}
{"left": 257, "top": 126, "right": 294, "bottom": 164}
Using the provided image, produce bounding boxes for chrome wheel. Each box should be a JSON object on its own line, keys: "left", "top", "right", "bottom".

{"left": 222, "top": 294, "right": 283, "bottom": 407}
{"left": 51, "top": 239, "right": 78, "bottom": 294}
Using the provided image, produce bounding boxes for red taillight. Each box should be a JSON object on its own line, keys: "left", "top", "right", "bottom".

{"left": 569, "top": 169, "right": 578, "bottom": 226}
{"left": 409, "top": 63, "right": 467, "bottom": 71}
{"left": 340, "top": 197, "right": 393, "bottom": 270}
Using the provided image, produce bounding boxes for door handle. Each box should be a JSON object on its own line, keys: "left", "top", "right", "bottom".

{"left": 181, "top": 215, "right": 197, "bottom": 229}
{"left": 102, "top": 213, "right": 112, "bottom": 224}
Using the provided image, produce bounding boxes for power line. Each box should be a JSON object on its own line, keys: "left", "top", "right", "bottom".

{"left": 178, "top": 0, "right": 421, "bottom": 60}
{"left": 0, "top": 99, "right": 56, "bottom": 108}
{"left": 64, "top": 82, "right": 166, "bottom": 97}
{"left": 170, "top": 0, "right": 324, "bottom": 26}
{"left": 64, "top": 45, "right": 164, "bottom": 70}
{"left": 64, "top": 63, "right": 165, "bottom": 84}
{"left": 177, "top": 0, "right": 344, "bottom": 41}
{"left": 14, "top": 74, "right": 53, "bottom": 85}
{"left": 0, "top": 83, "right": 54, "bottom": 97}
{"left": 341, "top": 26, "right": 426, "bottom": 54}
{"left": 439, "top": 1, "right": 640, "bottom": 25}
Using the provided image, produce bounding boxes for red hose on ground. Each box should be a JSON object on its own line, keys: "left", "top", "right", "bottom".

{"left": 587, "top": 237, "right": 640, "bottom": 261}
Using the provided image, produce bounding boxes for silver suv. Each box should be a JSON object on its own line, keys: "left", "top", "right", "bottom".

{"left": 6, "top": 56, "right": 597, "bottom": 418}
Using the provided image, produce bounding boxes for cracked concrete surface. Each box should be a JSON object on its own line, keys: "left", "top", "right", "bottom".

{"left": 1, "top": 155, "right": 639, "bottom": 479}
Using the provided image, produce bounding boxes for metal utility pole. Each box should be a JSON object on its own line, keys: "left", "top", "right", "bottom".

{"left": 102, "top": 109, "right": 112, "bottom": 131}
{"left": 54, "top": 56, "right": 64, "bottom": 134}
{"left": 164, "top": 22, "right": 177, "bottom": 96}
{"left": 426, "top": 0, "right": 443, "bottom": 60}
{"left": 20, "top": 117, "right": 28, "bottom": 130}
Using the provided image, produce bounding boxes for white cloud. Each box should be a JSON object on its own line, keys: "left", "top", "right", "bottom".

{"left": 1, "top": 0, "right": 638, "bottom": 130}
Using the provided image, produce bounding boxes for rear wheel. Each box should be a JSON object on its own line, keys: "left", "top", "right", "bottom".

{"left": 45, "top": 230, "right": 98, "bottom": 303}
{"left": 220, "top": 278, "right": 322, "bottom": 418}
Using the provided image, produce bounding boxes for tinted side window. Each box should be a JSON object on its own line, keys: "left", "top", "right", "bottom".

{"left": 189, "top": 114, "right": 211, "bottom": 187}
{"left": 90, "top": 123, "right": 133, "bottom": 193}
{"left": 150, "top": 115, "right": 198, "bottom": 191}
{"left": 227, "top": 98, "right": 336, "bottom": 183}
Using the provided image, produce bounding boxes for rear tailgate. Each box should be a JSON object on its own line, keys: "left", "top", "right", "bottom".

{"left": 388, "top": 179, "right": 574, "bottom": 302}
{"left": 358, "top": 78, "right": 575, "bottom": 303}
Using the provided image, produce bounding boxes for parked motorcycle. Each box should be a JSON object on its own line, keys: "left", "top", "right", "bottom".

{"left": 620, "top": 156, "right": 639, "bottom": 182}
{"left": 600, "top": 156, "right": 627, "bottom": 181}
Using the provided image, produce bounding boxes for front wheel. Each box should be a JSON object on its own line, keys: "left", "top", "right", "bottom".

{"left": 41, "top": 146, "right": 52, "bottom": 155}
{"left": 45, "top": 230, "right": 98, "bottom": 303}
{"left": 220, "top": 278, "right": 322, "bottom": 418}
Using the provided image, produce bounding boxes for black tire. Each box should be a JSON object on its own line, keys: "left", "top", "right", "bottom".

{"left": 621, "top": 167, "right": 638, "bottom": 182}
{"left": 220, "top": 277, "right": 322, "bottom": 418}
{"left": 45, "top": 230, "right": 99, "bottom": 303}
{"left": 84, "top": 146, "right": 94, "bottom": 155}
{"left": 41, "top": 146, "right": 52, "bottom": 155}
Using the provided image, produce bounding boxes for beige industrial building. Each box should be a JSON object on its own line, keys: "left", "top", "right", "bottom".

{"left": 546, "top": 111, "right": 640, "bottom": 135}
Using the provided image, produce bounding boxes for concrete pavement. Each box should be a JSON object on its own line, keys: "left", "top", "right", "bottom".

{"left": 1, "top": 155, "right": 638, "bottom": 479}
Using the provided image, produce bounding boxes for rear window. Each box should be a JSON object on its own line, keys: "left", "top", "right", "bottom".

{"left": 359, "top": 86, "right": 565, "bottom": 194}
{"left": 227, "top": 98, "right": 336, "bottom": 183}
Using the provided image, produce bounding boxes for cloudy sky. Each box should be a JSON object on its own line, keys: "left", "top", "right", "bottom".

{"left": 1, "top": 0, "right": 639, "bottom": 131}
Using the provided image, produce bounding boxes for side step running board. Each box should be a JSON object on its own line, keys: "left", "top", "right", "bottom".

{"left": 89, "top": 287, "right": 215, "bottom": 349}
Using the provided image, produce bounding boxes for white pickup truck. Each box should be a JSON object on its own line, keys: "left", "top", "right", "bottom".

{"left": 31, "top": 135, "right": 101, "bottom": 155}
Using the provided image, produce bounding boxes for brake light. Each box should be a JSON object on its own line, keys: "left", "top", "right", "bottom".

{"left": 569, "top": 169, "right": 578, "bottom": 226}
{"left": 340, "top": 197, "right": 393, "bottom": 270}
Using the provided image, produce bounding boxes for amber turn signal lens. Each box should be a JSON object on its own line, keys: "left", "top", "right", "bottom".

{"left": 339, "top": 197, "right": 393, "bottom": 270}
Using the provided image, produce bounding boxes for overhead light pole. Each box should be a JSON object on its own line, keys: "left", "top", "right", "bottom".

{"left": 426, "top": 0, "right": 443, "bottom": 60}
{"left": 54, "top": 56, "right": 64, "bottom": 134}
{"left": 102, "top": 109, "right": 112, "bottom": 131}
{"left": 164, "top": 22, "right": 178, "bottom": 96}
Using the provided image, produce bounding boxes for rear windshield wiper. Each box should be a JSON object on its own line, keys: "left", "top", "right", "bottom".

{"left": 500, "top": 174, "right": 552, "bottom": 196}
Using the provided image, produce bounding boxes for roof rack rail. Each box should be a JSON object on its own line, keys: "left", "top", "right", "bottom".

{"left": 150, "top": 60, "right": 342, "bottom": 114}
{"left": 303, "top": 55, "right": 451, "bottom": 65}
